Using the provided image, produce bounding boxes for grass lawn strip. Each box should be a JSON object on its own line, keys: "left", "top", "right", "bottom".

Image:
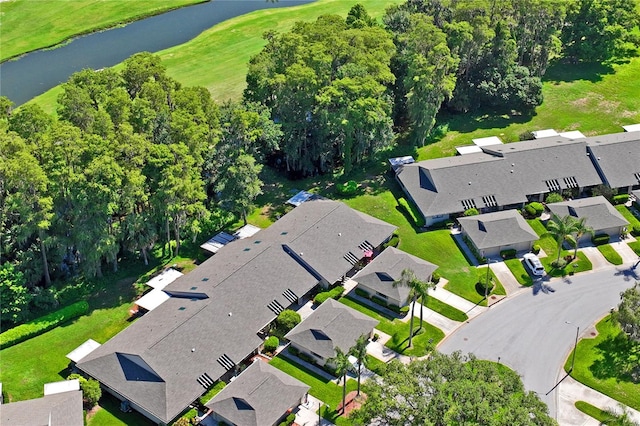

{"left": 616, "top": 205, "right": 640, "bottom": 230}
{"left": 597, "top": 244, "right": 624, "bottom": 265}
{"left": 339, "top": 296, "right": 444, "bottom": 357}
{"left": 269, "top": 356, "right": 357, "bottom": 426}
{"left": 574, "top": 401, "right": 612, "bottom": 424}
{"left": 540, "top": 251, "right": 592, "bottom": 277}
{"left": 87, "top": 392, "right": 154, "bottom": 426}
{"left": 565, "top": 315, "right": 640, "bottom": 411}
{"left": 1, "top": 0, "right": 204, "bottom": 62}
{"left": 628, "top": 240, "right": 640, "bottom": 256}
{"left": 504, "top": 258, "right": 534, "bottom": 286}
{"left": 424, "top": 296, "right": 468, "bottom": 321}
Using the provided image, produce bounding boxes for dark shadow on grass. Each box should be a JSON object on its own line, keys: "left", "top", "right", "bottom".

{"left": 589, "top": 332, "right": 640, "bottom": 383}
{"left": 543, "top": 60, "right": 615, "bottom": 84}
{"left": 435, "top": 108, "right": 535, "bottom": 135}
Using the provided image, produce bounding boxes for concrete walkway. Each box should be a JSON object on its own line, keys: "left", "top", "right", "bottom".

{"left": 366, "top": 331, "right": 410, "bottom": 364}
{"left": 431, "top": 279, "right": 486, "bottom": 319}
{"left": 558, "top": 376, "right": 640, "bottom": 426}
{"left": 488, "top": 261, "right": 524, "bottom": 296}
{"left": 450, "top": 231, "right": 479, "bottom": 266}
{"left": 613, "top": 238, "right": 640, "bottom": 264}
{"left": 580, "top": 246, "right": 612, "bottom": 271}
{"left": 280, "top": 349, "right": 339, "bottom": 384}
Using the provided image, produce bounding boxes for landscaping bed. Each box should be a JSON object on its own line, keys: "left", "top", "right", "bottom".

{"left": 540, "top": 251, "right": 592, "bottom": 277}
{"left": 503, "top": 258, "right": 534, "bottom": 287}
{"left": 597, "top": 244, "right": 624, "bottom": 265}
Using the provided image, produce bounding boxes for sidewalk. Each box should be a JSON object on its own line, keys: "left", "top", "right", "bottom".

{"left": 431, "top": 279, "right": 486, "bottom": 319}
{"left": 613, "top": 238, "right": 640, "bottom": 264}
{"left": 580, "top": 246, "right": 612, "bottom": 271}
{"left": 557, "top": 376, "right": 640, "bottom": 426}
{"left": 366, "top": 330, "right": 410, "bottom": 364}
{"left": 400, "top": 301, "right": 460, "bottom": 334}
{"left": 488, "top": 261, "right": 524, "bottom": 296}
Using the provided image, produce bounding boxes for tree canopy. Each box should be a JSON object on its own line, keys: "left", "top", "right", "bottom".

{"left": 616, "top": 282, "right": 640, "bottom": 342}
{"left": 352, "top": 351, "right": 556, "bottom": 425}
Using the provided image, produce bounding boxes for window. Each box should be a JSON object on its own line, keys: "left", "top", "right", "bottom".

{"left": 375, "top": 292, "right": 388, "bottom": 299}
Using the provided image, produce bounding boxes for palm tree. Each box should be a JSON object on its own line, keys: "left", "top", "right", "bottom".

{"left": 603, "top": 404, "right": 640, "bottom": 426}
{"left": 546, "top": 215, "right": 579, "bottom": 265}
{"left": 329, "top": 347, "right": 352, "bottom": 414}
{"left": 572, "top": 217, "right": 593, "bottom": 259}
{"left": 349, "top": 335, "right": 369, "bottom": 396}
{"left": 393, "top": 269, "right": 434, "bottom": 347}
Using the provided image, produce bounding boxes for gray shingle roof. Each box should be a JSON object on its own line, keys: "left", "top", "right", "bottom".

{"left": 547, "top": 196, "right": 629, "bottom": 232}
{"left": 397, "top": 138, "right": 602, "bottom": 218}
{"left": 353, "top": 247, "right": 437, "bottom": 302}
{"left": 77, "top": 199, "right": 395, "bottom": 424}
{"left": 285, "top": 299, "right": 377, "bottom": 359}
{"left": 458, "top": 210, "right": 538, "bottom": 250}
{"left": 205, "top": 360, "right": 309, "bottom": 426}
{"left": 586, "top": 131, "right": 640, "bottom": 188}
{"left": 0, "top": 391, "right": 83, "bottom": 426}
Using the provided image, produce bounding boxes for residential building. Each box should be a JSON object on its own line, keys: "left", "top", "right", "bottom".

{"left": 586, "top": 131, "right": 640, "bottom": 193}
{"left": 547, "top": 196, "right": 629, "bottom": 242}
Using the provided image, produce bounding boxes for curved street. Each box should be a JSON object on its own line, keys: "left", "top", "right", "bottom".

{"left": 437, "top": 265, "right": 640, "bottom": 420}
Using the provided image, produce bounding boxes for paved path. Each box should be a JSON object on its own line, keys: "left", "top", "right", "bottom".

{"left": 612, "top": 238, "right": 640, "bottom": 264}
{"left": 580, "top": 246, "right": 612, "bottom": 271}
{"left": 558, "top": 376, "right": 640, "bottom": 425}
{"left": 402, "top": 301, "right": 460, "bottom": 334}
{"left": 437, "top": 266, "right": 640, "bottom": 420}
{"left": 450, "top": 231, "right": 480, "bottom": 266}
{"left": 488, "top": 261, "right": 524, "bottom": 296}
{"left": 431, "top": 279, "right": 486, "bottom": 319}
{"left": 367, "top": 331, "right": 410, "bottom": 364}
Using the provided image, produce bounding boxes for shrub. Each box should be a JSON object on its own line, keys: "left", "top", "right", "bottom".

{"left": 279, "top": 413, "right": 296, "bottom": 426}
{"left": 276, "top": 310, "right": 301, "bottom": 333}
{"left": 612, "top": 194, "right": 629, "bottom": 205}
{"left": 298, "top": 352, "right": 314, "bottom": 363}
{"left": 31, "top": 287, "right": 59, "bottom": 311}
{"left": 373, "top": 333, "right": 380, "bottom": 341}
{"left": 500, "top": 249, "right": 517, "bottom": 259}
{"left": 313, "top": 286, "right": 344, "bottom": 304}
{"left": 531, "top": 202, "right": 544, "bottom": 214}
{"left": 545, "top": 192, "right": 563, "bottom": 204}
{"left": 263, "top": 336, "right": 279, "bottom": 353}
{"left": 355, "top": 288, "right": 370, "bottom": 299}
{"left": 476, "top": 275, "right": 494, "bottom": 295}
{"left": 397, "top": 197, "right": 425, "bottom": 228}
{"left": 592, "top": 234, "right": 610, "bottom": 246}
{"left": 0, "top": 301, "right": 89, "bottom": 349}
{"left": 384, "top": 234, "right": 400, "bottom": 248}
{"left": 336, "top": 180, "right": 358, "bottom": 196}
{"left": 532, "top": 244, "right": 541, "bottom": 254}
{"left": 632, "top": 225, "right": 640, "bottom": 237}
{"left": 463, "top": 208, "right": 479, "bottom": 216}
{"left": 388, "top": 304, "right": 410, "bottom": 315}
{"left": 552, "top": 258, "right": 567, "bottom": 269}
{"left": 431, "top": 272, "right": 441, "bottom": 284}
{"left": 288, "top": 345, "right": 299, "bottom": 356}
{"left": 68, "top": 374, "right": 101, "bottom": 407}
{"left": 371, "top": 295, "right": 387, "bottom": 307}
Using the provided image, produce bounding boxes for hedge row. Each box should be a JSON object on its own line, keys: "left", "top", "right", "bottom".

{"left": 397, "top": 197, "right": 426, "bottom": 228}
{"left": 524, "top": 202, "right": 544, "bottom": 217}
{"left": 500, "top": 249, "right": 517, "bottom": 259}
{"left": 313, "top": 286, "right": 345, "bottom": 305}
{"left": 612, "top": 194, "right": 629, "bottom": 205}
{"left": 361, "top": 290, "right": 410, "bottom": 315}
{"left": 591, "top": 234, "right": 610, "bottom": 246}
{"left": 0, "top": 301, "right": 89, "bottom": 349}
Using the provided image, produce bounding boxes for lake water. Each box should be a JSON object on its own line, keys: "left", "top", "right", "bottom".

{"left": 0, "top": 0, "right": 313, "bottom": 106}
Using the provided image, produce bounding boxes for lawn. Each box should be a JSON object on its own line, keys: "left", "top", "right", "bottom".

{"left": 565, "top": 315, "right": 640, "bottom": 411}
{"left": 540, "top": 251, "right": 592, "bottom": 277}
{"left": 28, "top": 0, "right": 403, "bottom": 114}
{"left": 269, "top": 355, "right": 357, "bottom": 426}
{"left": 628, "top": 240, "right": 640, "bottom": 256}
{"left": 598, "top": 244, "right": 624, "bottom": 265}
{"left": 87, "top": 393, "right": 154, "bottom": 426}
{"left": 504, "top": 258, "right": 534, "bottom": 287}
{"left": 339, "top": 296, "right": 444, "bottom": 357}
{"left": 0, "top": 303, "right": 134, "bottom": 402}
{"left": 0, "top": 0, "right": 204, "bottom": 62}
{"left": 574, "top": 401, "right": 610, "bottom": 423}
{"left": 616, "top": 205, "right": 640, "bottom": 230}
{"left": 424, "top": 296, "right": 468, "bottom": 322}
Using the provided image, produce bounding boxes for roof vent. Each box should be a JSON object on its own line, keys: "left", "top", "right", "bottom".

{"left": 191, "top": 286, "right": 198, "bottom": 290}
{"left": 216, "top": 354, "right": 235, "bottom": 371}
{"left": 282, "top": 289, "right": 298, "bottom": 304}
{"left": 243, "top": 248, "right": 251, "bottom": 252}
{"left": 343, "top": 251, "right": 359, "bottom": 265}
{"left": 197, "top": 372, "right": 216, "bottom": 388}
{"left": 178, "top": 307, "right": 186, "bottom": 311}
{"left": 267, "top": 300, "right": 285, "bottom": 315}
{"left": 228, "top": 312, "right": 232, "bottom": 317}
{"left": 201, "top": 278, "right": 209, "bottom": 282}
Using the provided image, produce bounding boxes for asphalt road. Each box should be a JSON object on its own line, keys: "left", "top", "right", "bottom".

{"left": 437, "top": 265, "right": 640, "bottom": 419}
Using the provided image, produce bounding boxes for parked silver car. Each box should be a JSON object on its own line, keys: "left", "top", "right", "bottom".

{"left": 523, "top": 253, "right": 545, "bottom": 276}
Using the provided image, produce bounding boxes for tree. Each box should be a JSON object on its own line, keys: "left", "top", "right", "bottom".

{"left": 349, "top": 334, "right": 369, "bottom": 396}
{"left": 572, "top": 217, "right": 593, "bottom": 259}
{"left": 346, "top": 3, "right": 377, "bottom": 28}
{"left": 561, "top": 0, "right": 640, "bottom": 62}
{"left": 328, "top": 347, "right": 353, "bottom": 415}
{"left": 616, "top": 282, "right": 640, "bottom": 343}
{"left": 546, "top": 215, "right": 579, "bottom": 266}
{"left": 413, "top": 276, "right": 436, "bottom": 331}
{"left": 392, "top": 268, "right": 426, "bottom": 348}
{"left": 68, "top": 374, "right": 102, "bottom": 407}
{"left": 216, "top": 153, "right": 263, "bottom": 225}
{"left": 0, "top": 263, "right": 32, "bottom": 325}
{"left": 276, "top": 309, "right": 301, "bottom": 333}
{"left": 352, "top": 352, "right": 556, "bottom": 425}
{"left": 603, "top": 404, "right": 640, "bottom": 426}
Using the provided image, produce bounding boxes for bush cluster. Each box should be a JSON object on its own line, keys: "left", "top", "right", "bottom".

{"left": 371, "top": 295, "right": 388, "bottom": 307}
{"left": 397, "top": 197, "right": 426, "bottom": 228}
{"left": 335, "top": 180, "right": 358, "bottom": 196}
{"left": 276, "top": 309, "right": 301, "bottom": 333}
{"left": 278, "top": 413, "right": 296, "bottom": 426}
{"left": 592, "top": 234, "right": 610, "bottom": 246}
{"left": 612, "top": 194, "right": 629, "bottom": 205}
{"left": 500, "top": 249, "right": 517, "bottom": 259}
{"left": 0, "top": 301, "right": 89, "bottom": 349}
{"left": 463, "top": 208, "right": 479, "bottom": 216}
{"left": 384, "top": 234, "right": 400, "bottom": 248}
{"left": 313, "top": 286, "right": 345, "bottom": 305}
{"left": 263, "top": 336, "right": 279, "bottom": 353}
{"left": 431, "top": 272, "right": 441, "bottom": 284}
{"left": 531, "top": 244, "right": 541, "bottom": 254}
{"left": 67, "top": 373, "right": 101, "bottom": 407}
{"left": 632, "top": 225, "right": 640, "bottom": 237}
{"left": 355, "top": 288, "right": 370, "bottom": 298}
{"left": 524, "top": 202, "right": 544, "bottom": 217}
{"left": 545, "top": 192, "right": 563, "bottom": 204}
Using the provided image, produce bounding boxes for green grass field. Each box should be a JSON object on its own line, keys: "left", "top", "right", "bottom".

{"left": 504, "top": 258, "right": 534, "bottom": 287}
{"left": 424, "top": 296, "right": 468, "bottom": 322}
{"left": 598, "top": 244, "right": 624, "bottom": 265}
{"left": 629, "top": 240, "right": 640, "bottom": 256}
{"left": 616, "top": 205, "right": 640, "bottom": 230}
{"left": 565, "top": 315, "right": 640, "bottom": 411}
{"left": 574, "top": 401, "right": 610, "bottom": 423}
{"left": 0, "top": 0, "right": 204, "bottom": 62}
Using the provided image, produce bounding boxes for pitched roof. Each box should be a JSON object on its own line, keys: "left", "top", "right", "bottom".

{"left": 0, "top": 390, "right": 83, "bottom": 426}
{"left": 397, "top": 137, "right": 602, "bottom": 218}
{"left": 77, "top": 199, "right": 395, "bottom": 424}
{"left": 547, "top": 196, "right": 629, "bottom": 232}
{"left": 353, "top": 247, "right": 437, "bottom": 301}
{"left": 205, "top": 361, "right": 309, "bottom": 426}
{"left": 586, "top": 131, "right": 640, "bottom": 188}
{"left": 458, "top": 210, "right": 539, "bottom": 250}
{"left": 285, "top": 299, "right": 377, "bottom": 359}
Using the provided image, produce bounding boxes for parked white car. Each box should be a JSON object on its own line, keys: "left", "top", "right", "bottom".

{"left": 523, "top": 253, "right": 545, "bottom": 276}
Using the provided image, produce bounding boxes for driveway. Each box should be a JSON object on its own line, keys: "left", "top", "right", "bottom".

{"left": 437, "top": 266, "right": 640, "bottom": 419}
